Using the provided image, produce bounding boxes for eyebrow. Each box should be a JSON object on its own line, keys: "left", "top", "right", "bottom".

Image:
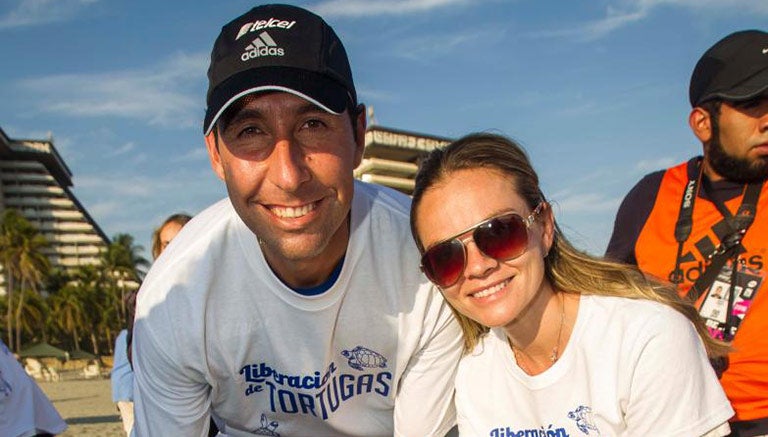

{"left": 219, "top": 99, "right": 332, "bottom": 133}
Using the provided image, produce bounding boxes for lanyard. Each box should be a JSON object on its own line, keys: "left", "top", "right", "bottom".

{"left": 670, "top": 158, "right": 763, "bottom": 341}
{"left": 673, "top": 158, "right": 760, "bottom": 281}
{"left": 672, "top": 158, "right": 762, "bottom": 340}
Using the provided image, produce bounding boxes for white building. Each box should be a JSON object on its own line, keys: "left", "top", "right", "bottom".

{"left": 0, "top": 128, "right": 109, "bottom": 295}
{"left": 355, "top": 125, "right": 451, "bottom": 195}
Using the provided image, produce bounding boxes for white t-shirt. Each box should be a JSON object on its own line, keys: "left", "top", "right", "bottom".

{"left": 455, "top": 295, "right": 734, "bottom": 437}
{"left": 0, "top": 340, "right": 67, "bottom": 437}
{"left": 133, "top": 181, "right": 463, "bottom": 437}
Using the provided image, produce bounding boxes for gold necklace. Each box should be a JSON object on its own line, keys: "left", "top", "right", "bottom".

{"left": 510, "top": 293, "right": 566, "bottom": 373}
{"left": 550, "top": 292, "right": 566, "bottom": 363}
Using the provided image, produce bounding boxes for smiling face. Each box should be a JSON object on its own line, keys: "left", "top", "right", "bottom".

{"left": 414, "top": 167, "right": 555, "bottom": 329}
{"left": 205, "top": 92, "right": 365, "bottom": 287}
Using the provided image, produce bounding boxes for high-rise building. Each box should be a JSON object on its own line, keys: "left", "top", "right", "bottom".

{"left": 355, "top": 125, "right": 451, "bottom": 195}
{"left": 0, "top": 128, "right": 109, "bottom": 295}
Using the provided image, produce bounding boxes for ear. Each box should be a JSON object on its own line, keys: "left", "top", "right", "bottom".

{"left": 353, "top": 104, "right": 367, "bottom": 167}
{"left": 540, "top": 202, "right": 556, "bottom": 255}
{"left": 204, "top": 132, "right": 226, "bottom": 181}
{"left": 689, "top": 107, "right": 712, "bottom": 144}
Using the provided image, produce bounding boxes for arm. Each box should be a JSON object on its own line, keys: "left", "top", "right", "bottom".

{"left": 623, "top": 309, "right": 733, "bottom": 436}
{"left": 394, "top": 287, "right": 464, "bottom": 437}
{"left": 132, "top": 297, "right": 211, "bottom": 436}
{"left": 605, "top": 171, "right": 664, "bottom": 263}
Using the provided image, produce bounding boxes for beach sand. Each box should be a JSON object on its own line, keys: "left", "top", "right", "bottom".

{"left": 39, "top": 378, "right": 125, "bottom": 437}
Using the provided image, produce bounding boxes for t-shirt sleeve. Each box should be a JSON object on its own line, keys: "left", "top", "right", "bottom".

{"left": 605, "top": 171, "right": 664, "bottom": 264}
{"left": 623, "top": 309, "right": 734, "bottom": 436}
{"left": 0, "top": 340, "right": 67, "bottom": 436}
{"left": 132, "top": 293, "right": 211, "bottom": 437}
{"left": 393, "top": 286, "right": 463, "bottom": 437}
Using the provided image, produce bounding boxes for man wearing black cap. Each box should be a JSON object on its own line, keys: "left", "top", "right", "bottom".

{"left": 607, "top": 29, "right": 768, "bottom": 435}
{"left": 132, "top": 4, "right": 462, "bottom": 436}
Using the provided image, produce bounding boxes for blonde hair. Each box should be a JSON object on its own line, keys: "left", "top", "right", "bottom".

{"left": 410, "top": 133, "right": 729, "bottom": 358}
{"left": 151, "top": 213, "right": 192, "bottom": 259}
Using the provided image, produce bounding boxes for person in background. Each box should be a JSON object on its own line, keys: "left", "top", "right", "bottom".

{"left": 114, "top": 212, "right": 192, "bottom": 436}
{"left": 410, "top": 132, "right": 734, "bottom": 436}
{"left": 606, "top": 30, "right": 768, "bottom": 435}
{"left": 150, "top": 213, "right": 192, "bottom": 259}
{"left": 132, "top": 4, "right": 462, "bottom": 436}
{"left": 111, "top": 329, "right": 133, "bottom": 436}
{"left": 0, "top": 338, "right": 67, "bottom": 437}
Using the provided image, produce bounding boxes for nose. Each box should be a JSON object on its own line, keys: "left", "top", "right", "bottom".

{"left": 759, "top": 110, "right": 768, "bottom": 133}
{"left": 268, "top": 137, "right": 310, "bottom": 191}
{"left": 462, "top": 237, "right": 498, "bottom": 280}
{"left": 757, "top": 98, "right": 768, "bottom": 133}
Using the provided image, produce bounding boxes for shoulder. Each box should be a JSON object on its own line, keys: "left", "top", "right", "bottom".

{"left": 582, "top": 295, "right": 696, "bottom": 344}
{"left": 136, "top": 198, "right": 242, "bottom": 321}
{"left": 350, "top": 181, "right": 415, "bottom": 248}
{"left": 115, "top": 329, "right": 128, "bottom": 346}
{"left": 146, "top": 197, "right": 240, "bottom": 273}
{"left": 605, "top": 163, "right": 682, "bottom": 261}
{"left": 353, "top": 180, "right": 412, "bottom": 218}
{"left": 621, "top": 169, "right": 667, "bottom": 207}
{"left": 458, "top": 330, "right": 506, "bottom": 369}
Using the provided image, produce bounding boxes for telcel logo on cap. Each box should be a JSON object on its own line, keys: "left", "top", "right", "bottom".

{"left": 236, "top": 18, "right": 296, "bottom": 40}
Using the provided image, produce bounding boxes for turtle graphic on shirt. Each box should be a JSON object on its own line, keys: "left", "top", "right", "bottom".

{"left": 253, "top": 413, "right": 280, "bottom": 436}
{"left": 341, "top": 346, "right": 387, "bottom": 371}
{"left": 568, "top": 405, "right": 601, "bottom": 435}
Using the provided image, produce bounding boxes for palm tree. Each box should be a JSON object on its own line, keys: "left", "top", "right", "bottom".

{"left": 68, "top": 264, "right": 106, "bottom": 354}
{"left": 101, "top": 233, "right": 149, "bottom": 326}
{"left": 17, "top": 292, "right": 47, "bottom": 344}
{"left": 49, "top": 285, "right": 86, "bottom": 351}
{"left": 0, "top": 209, "right": 49, "bottom": 351}
{"left": 13, "top": 228, "right": 49, "bottom": 351}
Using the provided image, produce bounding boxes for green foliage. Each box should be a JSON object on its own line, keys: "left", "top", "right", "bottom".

{"left": 0, "top": 209, "right": 50, "bottom": 351}
{"left": 1, "top": 210, "right": 148, "bottom": 354}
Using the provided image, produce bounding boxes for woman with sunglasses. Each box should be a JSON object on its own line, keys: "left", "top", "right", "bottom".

{"left": 410, "top": 132, "right": 734, "bottom": 436}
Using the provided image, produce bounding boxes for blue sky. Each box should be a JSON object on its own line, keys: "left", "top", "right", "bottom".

{"left": 1, "top": 0, "right": 766, "bottom": 256}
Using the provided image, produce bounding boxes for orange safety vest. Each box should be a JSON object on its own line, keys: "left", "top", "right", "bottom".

{"left": 635, "top": 160, "right": 768, "bottom": 421}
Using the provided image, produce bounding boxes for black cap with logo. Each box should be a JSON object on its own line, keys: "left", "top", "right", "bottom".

{"left": 204, "top": 4, "right": 357, "bottom": 135}
{"left": 689, "top": 29, "right": 768, "bottom": 107}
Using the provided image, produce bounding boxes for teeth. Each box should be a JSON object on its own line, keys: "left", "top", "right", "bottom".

{"left": 472, "top": 280, "right": 508, "bottom": 298}
{"left": 271, "top": 203, "right": 316, "bottom": 218}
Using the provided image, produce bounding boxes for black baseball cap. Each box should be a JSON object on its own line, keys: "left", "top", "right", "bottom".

{"left": 689, "top": 29, "right": 768, "bottom": 107}
{"left": 204, "top": 4, "right": 357, "bottom": 135}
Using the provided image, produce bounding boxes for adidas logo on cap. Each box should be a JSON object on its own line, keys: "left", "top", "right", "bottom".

{"left": 241, "top": 31, "right": 285, "bottom": 61}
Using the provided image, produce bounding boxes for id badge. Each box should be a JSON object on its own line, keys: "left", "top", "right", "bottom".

{"left": 698, "top": 262, "right": 764, "bottom": 340}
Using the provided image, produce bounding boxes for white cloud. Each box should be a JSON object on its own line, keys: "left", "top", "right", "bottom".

{"left": 18, "top": 52, "right": 208, "bottom": 128}
{"left": 0, "top": 0, "right": 99, "bottom": 29}
{"left": 110, "top": 142, "right": 135, "bottom": 157}
{"left": 635, "top": 157, "right": 677, "bottom": 173}
{"left": 172, "top": 146, "right": 209, "bottom": 163}
{"left": 76, "top": 174, "right": 156, "bottom": 197}
{"left": 391, "top": 28, "right": 502, "bottom": 61}
{"left": 311, "top": 0, "right": 472, "bottom": 17}
{"left": 532, "top": 0, "right": 768, "bottom": 41}
{"left": 552, "top": 192, "right": 622, "bottom": 214}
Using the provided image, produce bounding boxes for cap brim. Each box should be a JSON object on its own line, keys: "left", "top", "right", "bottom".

{"left": 204, "top": 67, "right": 351, "bottom": 135}
{"left": 697, "top": 68, "right": 768, "bottom": 105}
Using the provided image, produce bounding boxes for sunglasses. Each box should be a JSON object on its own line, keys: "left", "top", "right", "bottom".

{"left": 420, "top": 203, "right": 545, "bottom": 288}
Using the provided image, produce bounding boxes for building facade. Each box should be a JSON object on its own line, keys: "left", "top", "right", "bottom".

{"left": 355, "top": 125, "right": 451, "bottom": 195}
{"left": 0, "top": 128, "right": 109, "bottom": 295}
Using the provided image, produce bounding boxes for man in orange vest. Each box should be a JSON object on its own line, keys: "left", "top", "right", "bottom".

{"left": 607, "top": 30, "right": 768, "bottom": 436}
